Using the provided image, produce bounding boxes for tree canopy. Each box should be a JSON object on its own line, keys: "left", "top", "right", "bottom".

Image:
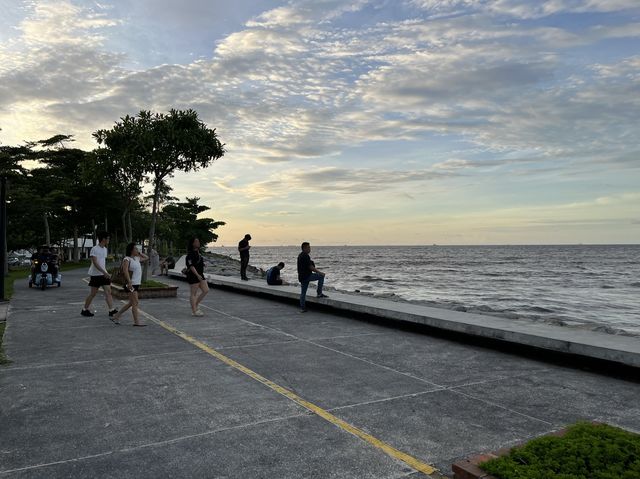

{"left": 1, "top": 110, "right": 226, "bottom": 259}
{"left": 93, "top": 109, "right": 225, "bottom": 256}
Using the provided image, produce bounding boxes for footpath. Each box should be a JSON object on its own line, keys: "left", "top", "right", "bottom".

{"left": 1, "top": 269, "right": 639, "bottom": 478}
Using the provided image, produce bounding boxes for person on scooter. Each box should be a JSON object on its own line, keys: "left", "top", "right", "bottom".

{"left": 30, "top": 245, "right": 58, "bottom": 282}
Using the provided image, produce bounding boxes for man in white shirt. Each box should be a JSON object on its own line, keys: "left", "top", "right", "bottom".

{"left": 81, "top": 231, "right": 118, "bottom": 317}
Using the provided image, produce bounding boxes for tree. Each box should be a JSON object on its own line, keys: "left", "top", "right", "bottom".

{"left": 31, "top": 136, "right": 122, "bottom": 259}
{"left": 89, "top": 147, "right": 143, "bottom": 244}
{"left": 94, "top": 109, "right": 224, "bottom": 278}
{"left": 159, "top": 197, "right": 225, "bottom": 253}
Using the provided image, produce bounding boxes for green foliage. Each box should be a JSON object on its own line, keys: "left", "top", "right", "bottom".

{"left": 93, "top": 109, "right": 225, "bottom": 270}
{"left": 160, "top": 197, "right": 225, "bottom": 253}
{"left": 4, "top": 268, "right": 29, "bottom": 300}
{"left": 481, "top": 422, "right": 640, "bottom": 479}
{"left": 140, "top": 279, "right": 168, "bottom": 288}
{"left": 2, "top": 109, "right": 226, "bottom": 254}
{"left": 0, "top": 321, "right": 9, "bottom": 365}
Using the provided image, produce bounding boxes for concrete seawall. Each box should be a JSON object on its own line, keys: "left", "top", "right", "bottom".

{"left": 169, "top": 257, "right": 640, "bottom": 369}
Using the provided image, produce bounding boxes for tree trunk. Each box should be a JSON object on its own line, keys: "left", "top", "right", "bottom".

{"left": 73, "top": 226, "right": 79, "bottom": 262}
{"left": 121, "top": 210, "right": 129, "bottom": 243}
{"left": 104, "top": 213, "right": 108, "bottom": 233}
{"left": 81, "top": 235, "right": 87, "bottom": 259}
{"left": 44, "top": 213, "right": 50, "bottom": 247}
{"left": 127, "top": 212, "right": 133, "bottom": 245}
{"left": 91, "top": 219, "right": 96, "bottom": 246}
{"left": 142, "top": 183, "right": 161, "bottom": 282}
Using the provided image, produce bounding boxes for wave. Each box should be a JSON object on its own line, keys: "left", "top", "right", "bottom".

{"left": 360, "top": 275, "right": 397, "bottom": 283}
{"left": 526, "top": 306, "right": 555, "bottom": 313}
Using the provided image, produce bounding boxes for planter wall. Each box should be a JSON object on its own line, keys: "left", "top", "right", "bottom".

{"left": 112, "top": 285, "right": 178, "bottom": 300}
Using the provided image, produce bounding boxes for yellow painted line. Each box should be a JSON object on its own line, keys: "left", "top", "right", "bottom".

{"left": 138, "top": 309, "right": 439, "bottom": 476}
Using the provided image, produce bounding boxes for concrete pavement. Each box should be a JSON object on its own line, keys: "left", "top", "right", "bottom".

{"left": 1, "top": 269, "right": 639, "bottom": 478}
{"left": 171, "top": 259, "right": 640, "bottom": 368}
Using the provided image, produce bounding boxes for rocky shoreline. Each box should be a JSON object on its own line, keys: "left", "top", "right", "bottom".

{"left": 203, "top": 252, "right": 265, "bottom": 279}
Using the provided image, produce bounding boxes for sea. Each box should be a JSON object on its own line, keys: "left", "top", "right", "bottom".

{"left": 210, "top": 245, "right": 640, "bottom": 336}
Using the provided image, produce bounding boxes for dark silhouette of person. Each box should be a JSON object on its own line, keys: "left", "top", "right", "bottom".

{"left": 238, "top": 234, "right": 251, "bottom": 280}
{"left": 297, "top": 242, "right": 328, "bottom": 312}
{"left": 266, "top": 262, "right": 285, "bottom": 285}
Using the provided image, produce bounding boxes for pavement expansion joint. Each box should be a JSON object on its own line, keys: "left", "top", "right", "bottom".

{"left": 327, "top": 389, "right": 445, "bottom": 412}
{"left": 0, "top": 412, "right": 312, "bottom": 476}
{"left": 137, "top": 306, "right": 442, "bottom": 477}
{"left": 200, "top": 300, "right": 445, "bottom": 389}
{"left": 2, "top": 350, "right": 200, "bottom": 372}
{"left": 216, "top": 338, "right": 301, "bottom": 351}
{"left": 448, "top": 388, "right": 553, "bottom": 426}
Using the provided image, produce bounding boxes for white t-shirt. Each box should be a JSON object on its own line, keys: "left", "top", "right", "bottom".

{"left": 88, "top": 245, "right": 108, "bottom": 276}
{"left": 124, "top": 256, "right": 142, "bottom": 285}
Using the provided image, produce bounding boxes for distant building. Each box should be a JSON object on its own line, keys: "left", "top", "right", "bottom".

{"left": 59, "top": 237, "right": 95, "bottom": 261}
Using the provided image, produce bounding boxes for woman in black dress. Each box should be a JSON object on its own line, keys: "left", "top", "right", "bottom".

{"left": 186, "top": 237, "right": 209, "bottom": 316}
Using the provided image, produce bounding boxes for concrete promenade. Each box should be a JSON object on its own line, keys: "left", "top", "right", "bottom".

{"left": 172, "top": 260, "right": 640, "bottom": 369}
{"left": 1, "top": 269, "right": 639, "bottom": 478}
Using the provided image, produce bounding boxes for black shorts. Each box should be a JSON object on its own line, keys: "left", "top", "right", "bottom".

{"left": 123, "top": 284, "right": 140, "bottom": 292}
{"left": 186, "top": 272, "right": 203, "bottom": 285}
{"left": 89, "top": 275, "right": 111, "bottom": 288}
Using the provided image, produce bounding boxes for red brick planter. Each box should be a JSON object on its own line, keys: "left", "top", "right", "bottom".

{"left": 112, "top": 285, "right": 178, "bottom": 300}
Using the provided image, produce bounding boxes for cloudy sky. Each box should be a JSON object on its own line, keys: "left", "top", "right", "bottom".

{"left": 1, "top": 0, "right": 639, "bottom": 245}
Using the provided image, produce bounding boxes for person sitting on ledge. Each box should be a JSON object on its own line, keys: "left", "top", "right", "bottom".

{"left": 266, "top": 262, "right": 286, "bottom": 285}
{"left": 160, "top": 255, "right": 175, "bottom": 276}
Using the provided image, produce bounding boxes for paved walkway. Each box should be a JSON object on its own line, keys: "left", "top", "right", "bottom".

{"left": 1, "top": 269, "right": 639, "bottom": 478}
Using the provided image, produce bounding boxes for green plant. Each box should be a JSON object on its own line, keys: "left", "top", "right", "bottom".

{"left": 0, "top": 322, "right": 10, "bottom": 365}
{"left": 140, "top": 279, "right": 168, "bottom": 288}
{"left": 108, "top": 267, "right": 168, "bottom": 289}
{"left": 481, "top": 422, "right": 640, "bottom": 479}
{"left": 4, "top": 268, "right": 29, "bottom": 300}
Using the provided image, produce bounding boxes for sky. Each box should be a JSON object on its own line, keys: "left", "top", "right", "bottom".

{"left": 0, "top": 0, "right": 639, "bottom": 246}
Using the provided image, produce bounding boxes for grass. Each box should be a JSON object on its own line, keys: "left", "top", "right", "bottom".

{"left": 0, "top": 322, "right": 9, "bottom": 365}
{"left": 59, "top": 259, "right": 91, "bottom": 272}
{"left": 481, "top": 422, "right": 640, "bottom": 479}
{"left": 4, "top": 268, "right": 29, "bottom": 300}
{"left": 141, "top": 279, "right": 169, "bottom": 288}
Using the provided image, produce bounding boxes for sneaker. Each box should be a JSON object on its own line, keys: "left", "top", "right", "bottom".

{"left": 300, "top": 308, "right": 308, "bottom": 313}
{"left": 192, "top": 310, "right": 204, "bottom": 317}
{"left": 108, "top": 309, "right": 119, "bottom": 317}
{"left": 317, "top": 293, "right": 329, "bottom": 298}
{"left": 80, "top": 309, "right": 95, "bottom": 317}
{"left": 241, "top": 277, "right": 249, "bottom": 281}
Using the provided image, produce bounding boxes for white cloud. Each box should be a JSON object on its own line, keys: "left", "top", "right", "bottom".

{"left": 0, "top": 0, "right": 638, "bottom": 201}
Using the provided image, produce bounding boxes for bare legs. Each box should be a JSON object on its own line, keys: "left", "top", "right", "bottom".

{"left": 83, "top": 286, "right": 114, "bottom": 310}
{"left": 190, "top": 280, "right": 209, "bottom": 315}
{"left": 112, "top": 290, "right": 142, "bottom": 325}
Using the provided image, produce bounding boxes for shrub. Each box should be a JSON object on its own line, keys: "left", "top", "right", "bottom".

{"left": 481, "top": 422, "right": 640, "bottom": 479}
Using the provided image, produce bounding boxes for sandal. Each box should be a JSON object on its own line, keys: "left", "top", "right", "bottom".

{"left": 110, "top": 316, "right": 121, "bottom": 325}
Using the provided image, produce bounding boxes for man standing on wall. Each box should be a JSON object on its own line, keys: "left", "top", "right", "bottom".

{"left": 297, "top": 242, "right": 328, "bottom": 312}
{"left": 238, "top": 234, "right": 252, "bottom": 281}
